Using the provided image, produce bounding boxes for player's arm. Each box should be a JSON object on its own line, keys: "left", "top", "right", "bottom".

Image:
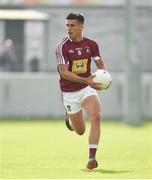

{"left": 58, "top": 64, "right": 102, "bottom": 90}
{"left": 92, "top": 40, "right": 108, "bottom": 71}
{"left": 94, "top": 59, "right": 108, "bottom": 71}
{"left": 58, "top": 64, "right": 87, "bottom": 84}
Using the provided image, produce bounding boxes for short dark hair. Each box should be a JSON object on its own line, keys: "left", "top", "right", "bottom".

{"left": 66, "top": 13, "right": 84, "bottom": 24}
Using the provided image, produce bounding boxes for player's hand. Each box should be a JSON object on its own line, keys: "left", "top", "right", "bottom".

{"left": 85, "top": 75, "right": 103, "bottom": 90}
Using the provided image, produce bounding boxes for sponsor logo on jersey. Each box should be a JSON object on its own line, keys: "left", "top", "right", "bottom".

{"left": 72, "top": 59, "right": 88, "bottom": 74}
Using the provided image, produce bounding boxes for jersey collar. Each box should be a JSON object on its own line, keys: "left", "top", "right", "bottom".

{"left": 68, "top": 36, "right": 84, "bottom": 42}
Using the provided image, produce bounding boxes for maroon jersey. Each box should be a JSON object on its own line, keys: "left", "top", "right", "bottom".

{"left": 55, "top": 36, "right": 102, "bottom": 92}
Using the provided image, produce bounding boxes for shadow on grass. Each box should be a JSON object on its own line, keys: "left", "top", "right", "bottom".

{"left": 81, "top": 169, "right": 131, "bottom": 174}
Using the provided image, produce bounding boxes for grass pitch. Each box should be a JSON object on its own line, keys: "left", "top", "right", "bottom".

{"left": 0, "top": 119, "right": 152, "bottom": 179}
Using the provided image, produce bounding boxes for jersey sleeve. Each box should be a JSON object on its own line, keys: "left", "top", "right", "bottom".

{"left": 91, "top": 41, "right": 102, "bottom": 61}
{"left": 55, "top": 43, "right": 68, "bottom": 65}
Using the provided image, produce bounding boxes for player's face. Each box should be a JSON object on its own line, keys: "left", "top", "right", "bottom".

{"left": 66, "top": 19, "right": 83, "bottom": 42}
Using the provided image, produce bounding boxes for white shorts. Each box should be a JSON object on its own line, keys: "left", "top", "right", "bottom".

{"left": 62, "top": 86, "right": 98, "bottom": 114}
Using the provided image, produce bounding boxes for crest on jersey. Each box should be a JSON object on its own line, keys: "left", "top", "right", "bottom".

{"left": 85, "top": 46, "right": 90, "bottom": 54}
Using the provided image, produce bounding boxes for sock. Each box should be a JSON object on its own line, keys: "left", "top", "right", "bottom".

{"left": 89, "top": 144, "right": 98, "bottom": 159}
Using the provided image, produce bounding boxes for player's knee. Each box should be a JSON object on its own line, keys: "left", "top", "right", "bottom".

{"left": 77, "top": 130, "right": 85, "bottom": 135}
{"left": 91, "top": 111, "right": 101, "bottom": 122}
{"left": 76, "top": 127, "right": 85, "bottom": 135}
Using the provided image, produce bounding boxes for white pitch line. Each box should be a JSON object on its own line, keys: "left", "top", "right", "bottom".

{"left": 0, "top": 179, "right": 151, "bottom": 180}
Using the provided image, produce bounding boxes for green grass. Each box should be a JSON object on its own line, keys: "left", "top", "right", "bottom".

{"left": 0, "top": 120, "right": 152, "bottom": 179}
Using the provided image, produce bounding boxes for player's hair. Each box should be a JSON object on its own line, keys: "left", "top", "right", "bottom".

{"left": 66, "top": 13, "right": 84, "bottom": 24}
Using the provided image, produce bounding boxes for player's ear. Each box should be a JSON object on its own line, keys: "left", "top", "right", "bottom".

{"left": 80, "top": 23, "right": 84, "bottom": 30}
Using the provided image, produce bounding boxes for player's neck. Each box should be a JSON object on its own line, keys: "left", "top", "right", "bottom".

{"left": 70, "top": 36, "right": 83, "bottom": 42}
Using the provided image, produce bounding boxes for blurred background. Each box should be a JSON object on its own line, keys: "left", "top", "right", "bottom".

{"left": 0, "top": 0, "right": 151, "bottom": 124}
